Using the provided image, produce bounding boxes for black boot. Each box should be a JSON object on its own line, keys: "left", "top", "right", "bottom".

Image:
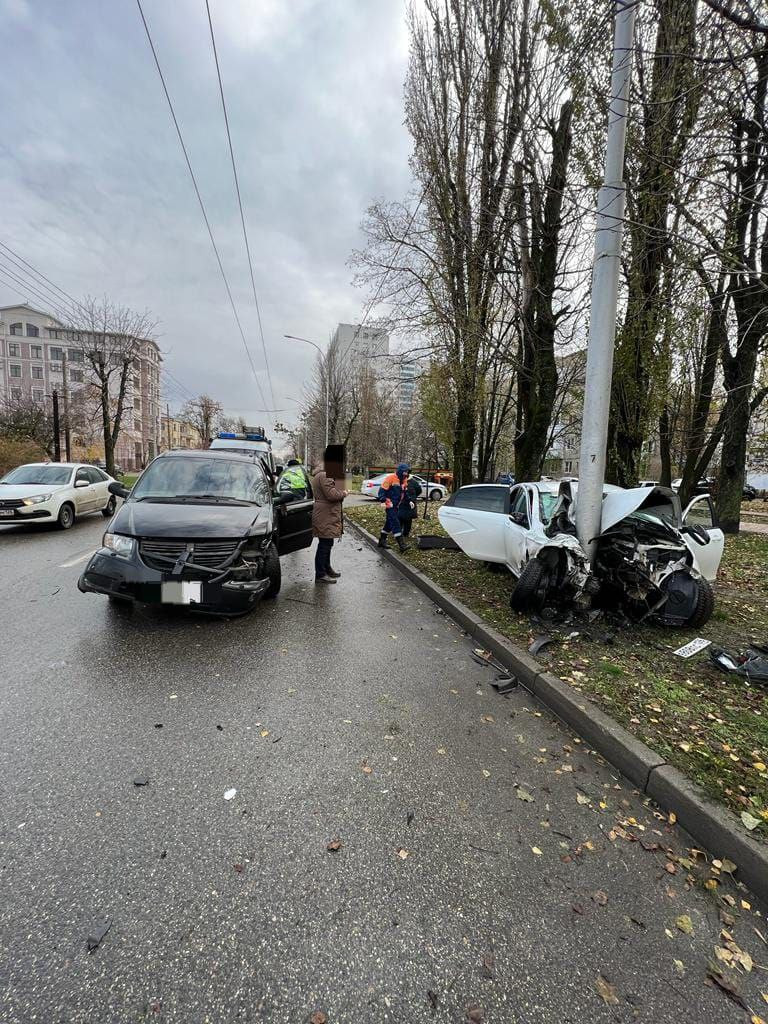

{"left": 378, "top": 532, "right": 388, "bottom": 548}
{"left": 396, "top": 534, "right": 410, "bottom": 553}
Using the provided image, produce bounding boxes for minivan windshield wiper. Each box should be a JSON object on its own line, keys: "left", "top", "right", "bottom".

{"left": 133, "top": 493, "right": 257, "bottom": 506}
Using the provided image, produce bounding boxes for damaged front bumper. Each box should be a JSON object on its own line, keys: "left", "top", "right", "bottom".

{"left": 78, "top": 540, "right": 272, "bottom": 614}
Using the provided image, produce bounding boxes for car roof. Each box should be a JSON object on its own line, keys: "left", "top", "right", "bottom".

{"left": 155, "top": 448, "right": 258, "bottom": 463}
{"left": 17, "top": 462, "right": 78, "bottom": 469}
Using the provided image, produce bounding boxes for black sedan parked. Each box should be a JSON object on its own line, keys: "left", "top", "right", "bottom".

{"left": 78, "top": 449, "right": 313, "bottom": 614}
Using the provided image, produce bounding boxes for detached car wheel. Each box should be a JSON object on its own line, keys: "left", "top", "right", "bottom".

{"left": 510, "top": 558, "right": 551, "bottom": 612}
{"left": 101, "top": 495, "right": 117, "bottom": 517}
{"left": 57, "top": 503, "right": 75, "bottom": 530}
{"left": 263, "top": 542, "right": 281, "bottom": 599}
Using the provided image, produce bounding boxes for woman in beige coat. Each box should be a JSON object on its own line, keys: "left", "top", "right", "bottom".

{"left": 311, "top": 444, "right": 348, "bottom": 584}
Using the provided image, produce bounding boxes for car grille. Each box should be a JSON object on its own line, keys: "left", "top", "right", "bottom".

{"left": 0, "top": 499, "right": 25, "bottom": 509}
{"left": 139, "top": 538, "right": 241, "bottom": 572}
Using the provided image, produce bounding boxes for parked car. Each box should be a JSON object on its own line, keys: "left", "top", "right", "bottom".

{"left": 0, "top": 462, "right": 116, "bottom": 529}
{"left": 360, "top": 473, "right": 387, "bottom": 498}
{"left": 495, "top": 472, "right": 515, "bottom": 485}
{"left": 670, "top": 476, "right": 757, "bottom": 501}
{"left": 78, "top": 449, "right": 312, "bottom": 615}
{"left": 360, "top": 473, "right": 446, "bottom": 500}
{"left": 438, "top": 481, "right": 724, "bottom": 627}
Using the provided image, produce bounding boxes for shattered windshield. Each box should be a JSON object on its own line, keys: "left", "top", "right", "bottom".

{"left": 539, "top": 492, "right": 559, "bottom": 526}
{"left": 131, "top": 457, "right": 270, "bottom": 505}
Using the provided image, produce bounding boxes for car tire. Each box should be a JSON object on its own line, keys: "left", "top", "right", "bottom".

{"left": 101, "top": 495, "right": 117, "bottom": 518}
{"left": 510, "top": 557, "right": 551, "bottom": 612}
{"left": 57, "top": 503, "right": 75, "bottom": 530}
{"left": 263, "top": 542, "right": 281, "bottom": 599}
{"left": 685, "top": 577, "right": 715, "bottom": 628}
{"left": 429, "top": 489, "right": 442, "bottom": 501}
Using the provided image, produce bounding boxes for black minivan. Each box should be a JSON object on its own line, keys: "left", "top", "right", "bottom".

{"left": 78, "top": 449, "right": 312, "bottom": 614}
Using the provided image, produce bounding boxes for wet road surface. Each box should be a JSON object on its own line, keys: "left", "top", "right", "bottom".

{"left": 1, "top": 512, "right": 767, "bottom": 1023}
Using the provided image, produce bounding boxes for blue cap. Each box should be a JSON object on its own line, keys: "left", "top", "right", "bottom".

{"left": 396, "top": 462, "right": 410, "bottom": 476}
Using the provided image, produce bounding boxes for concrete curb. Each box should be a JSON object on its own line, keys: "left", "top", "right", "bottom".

{"left": 347, "top": 517, "right": 768, "bottom": 905}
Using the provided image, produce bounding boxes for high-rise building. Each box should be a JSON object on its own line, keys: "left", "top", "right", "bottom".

{"left": 332, "top": 322, "right": 389, "bottom": 371}
{"left": 0, "top": 302, "right": 162, "bottom": 470}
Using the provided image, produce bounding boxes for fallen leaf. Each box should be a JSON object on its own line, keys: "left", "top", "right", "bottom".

{"left": 741, "top": 811, "right": 762, "bottom": 831}
{"left": 396, "top": 847, "right": 410, "bottom": 860}
{"left": 516, "top": 787, "right": 534, "bottom": 803}
{"left": 309, "top": 1013, "right": 327, "bottom": 1024}
{"left": 665, "top": 862, "right": 678, "bottom": 875}
{"left": 591, "top": 890, "right": 608, "bottom": 906}
{"left": 482, "top": 770, "right": 491, "bottom": 778}
{"left": 705, "top": 879, "right": 719, "bottom": 890}
{"left": 427, "top": 990, "right": 439, "bottom": 1010}
{"left": 669, "top": 812, "right": 677, "bottom": 824}
{"left": 576, "top": 792, "right": 591, "bottom": 805}
{"left": 595, "top": 976, "right": 619, "bottom": 1005}
{"left": 326, "top": 838, "right": 342, "bottom": 853}
{"left": 436, "top": 748, "right": 447, "bottom": 755}
{"left": 223, "top": 788, "right": 237, "bottom": 801}
{"left": 481, "top": 953, "right": 494, "bottom": 978}
{"left": 676, "top": 915, "right": 694, "bottom": 935}
{"left": 751, "top": 1016, "right": 766, "bottom": 1024}
{"left": 720, "top": 858, "right": 737, "bottom": 874}
{"left": 673, "top": 959, "right": 685, "bottom": 975}
{"left": 233, "top": 863, "right": 244, "bottom": 873}
{"left": 466, "top": 1008, "right": 483, "bottom": 1023}
{"left": 753, "top": 763, "right": 767, "bottom": 772}
{"left": 707, "top": 966, "right": 749, "bottom": 1010}
{"left": 362, "top": 765, "right": 373, "bottom": 775}
{"left": 531, "top": 846, "right": 543, "bottom": 856}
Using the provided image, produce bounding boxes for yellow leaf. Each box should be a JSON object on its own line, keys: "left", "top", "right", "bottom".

{"left": 595, "top": 976, "right": 619, "bottom": 1005}
{"left": 396, "top": 847, "right": 409, "bottom": 860}
{"left": 482, "top": 770, "right": 491, "bottom": 778}
{"left": 704, "top": 879, "right": 719, "bottom": 890}
{"left": 436, "top": 748, "right": 446, "bottom": 755}
{"left": 531, "top": 846, "right": 543, "bottom": 856}
{"left": 362, "top": 765, "right": 373, "bottom": 774}
{"left": 583, "top": 840, "right": 595, "bottom": 851}
{"left": 260, "top": 729, "right": 269, "bottom": 738}
{"left": 576, "top": 792, "right": 591, "bottom": 805}
{"left": 742, "top": 900, "right": 752, "bottom": 910}
{"left": 754, "top": 762, "right": 767, "bottom": 772}
{"left": 676, "top": 915, "right": 694, "bottom": 935}
{"left": 751, "top": 1016, "right": 766, "bottom": 1024}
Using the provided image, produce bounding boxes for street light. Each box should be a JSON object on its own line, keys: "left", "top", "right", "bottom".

{"left": 283, "top": 334, "right": 329, "bottom": 447}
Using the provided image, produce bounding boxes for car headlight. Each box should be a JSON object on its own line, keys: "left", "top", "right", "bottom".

{"left": 21, "top": 493, "right": 52, "bottom": 506}
{"left": 103, "top": 533, "right": 135, "bottom": 558}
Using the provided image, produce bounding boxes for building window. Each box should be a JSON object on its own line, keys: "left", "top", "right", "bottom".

{"left": 9, "top": 364, "right": 21, "bottom": 378}
{"left": 564, "top": 461, "right": 573, "bottom": 474}
{"left": 69, "top": 369, "right": 83, "bottom": 383}
{"left": 68, "top": 349, "right": 83, "bottom": 362}
{"left": 8, "top": 342, "right": 19, "bottom": 357}
{"left": 50, "top": 362, "right": 61, "bottom": 373}
{"left": 31, "top": 345, "right": 42, "bottom": 359}
{"left": 10, "top": 322, "right": 22, "bottom": 336}
{"left": 33, "top": 389, "right": 43, "bottom": 403}
{"left": 26, "top": 324, "right": 39, "bottom": 337}
{"left": 49, "top": 347, "right": 63, "bottom": 361}
{"left": 31, "top": 366, "right": 43, "bottom": 380}
{"left": 10, "top": 387, "right": 22, "bottom": 401}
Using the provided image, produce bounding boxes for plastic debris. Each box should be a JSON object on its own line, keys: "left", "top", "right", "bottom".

{"left": 416, "top": 534, "right": 461, "bottom": 551}
{"left": 224, "top": 788, "right": 237, "bottom": 801}
{"left": 709, "top": 644, "right": 768, "bottom": 682}
{"left": 133, "top": 776, "right": 149, "bottom": 787}
{"left": 529, "top": 635, "right": 555, "bottom": 656}
{"left": 87, "top": 918, "right": 112, "bottom": 953}
{"left": 674, "top": 637, "right": 711, "bottom": 658}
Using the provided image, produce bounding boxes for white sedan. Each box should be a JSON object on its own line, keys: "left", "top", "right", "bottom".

{"left": 439, "top": 481, "right": 724, "bottom": 627}
{"left": 360, "top": 473, "right": 447, "bottom": 501}
{"left": 0, "top": 462, "right": 117, "bottom": 529}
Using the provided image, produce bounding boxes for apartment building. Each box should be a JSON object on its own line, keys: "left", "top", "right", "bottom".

{"left": 0, "top": 303, "right": 162, "bottom": 470}
{"left": 332, "top": 322, "right": 389, "bottom": 373}
{"left": 159, "top": 414, "right": 202, "bottom": 451}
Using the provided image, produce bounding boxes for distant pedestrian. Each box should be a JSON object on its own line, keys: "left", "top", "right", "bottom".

{"left": 311, "top": 444, "right": 348, "bottom": 584}
{"left": 377, "top": 462, "right": 411, "bottom": 552}
{"left": 398, "top": 475, "right": 422, "bottom": 538}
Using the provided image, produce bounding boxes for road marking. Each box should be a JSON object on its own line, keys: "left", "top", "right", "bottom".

{"left": 59, "top": 550, "right": 94, "bottom": 569}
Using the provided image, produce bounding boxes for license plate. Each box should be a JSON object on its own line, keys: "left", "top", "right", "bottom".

{"left": 0, "top": 509, "right": 14, "bottom": 517}
{"left": 161, "top": 581, "right": 202, "bottom": 605}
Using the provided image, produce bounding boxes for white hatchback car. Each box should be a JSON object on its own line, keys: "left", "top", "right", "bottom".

{"left": 360, "top": 473, "right": 447, "bottom": 501}
{"left": 439, "top": 481, "right": 725, "bottom": 627}
{"left": 0, "top": 462, "right": 117, "bottom": 529}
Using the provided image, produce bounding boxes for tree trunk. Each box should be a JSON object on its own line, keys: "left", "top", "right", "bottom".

{"left": 658, "top": 406, "right": 672, "bottom": 486}
{"left": 453, "top": 392, "right": 476, "bottom": 488}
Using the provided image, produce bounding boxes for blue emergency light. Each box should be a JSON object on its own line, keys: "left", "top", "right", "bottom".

{"left": 245, "top": 433, "right": 265, "bottom": 441}
{"left": 217, "top": 432, "right": 238, "bottom": 439}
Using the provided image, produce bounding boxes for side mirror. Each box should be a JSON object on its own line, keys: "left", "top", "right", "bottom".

{"left": 108, "top": 481, "right": 130, "bottom": 499}
{"left": 510, "top": 511, "right": 527, "bottom": 526}
{"left": 74, "top": 479, "right": 89, "bottom": 489}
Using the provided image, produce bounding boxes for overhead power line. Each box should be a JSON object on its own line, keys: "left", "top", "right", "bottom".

{"left": 134, "top": 0, "right": 272, "bottom": 424}
{"left": 204, "top": 0, "right": 277, "bottom": 418}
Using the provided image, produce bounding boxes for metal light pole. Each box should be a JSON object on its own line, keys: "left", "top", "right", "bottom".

{"left": 575, "top": 0, "right": 638, "bottom": 561}
{"left": 284, "top": 334, "right": 329, "bottom": 447}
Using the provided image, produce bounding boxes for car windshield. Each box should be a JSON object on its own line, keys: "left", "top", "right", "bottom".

{"left": 131, "top": 457, "right": 270, "bottom": 505}
{"left": 0, "top": 465, "right": 72, "bottom": 485}
{"left": 539, "top": 492, "right": 559, "bottom": 525}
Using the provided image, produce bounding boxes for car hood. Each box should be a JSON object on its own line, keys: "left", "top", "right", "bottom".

{"left": 0, "top": 483, "right": 68, "bottom": 499}
{"left": 555, "top": 481, "right": 682, "bottom": 533}
{"left": 110, "top": 500, "right": 271, "bottom": 539}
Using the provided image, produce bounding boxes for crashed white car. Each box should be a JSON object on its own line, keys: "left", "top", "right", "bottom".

{"left": 438, "top": 481, "right": 724, "bottom": 627}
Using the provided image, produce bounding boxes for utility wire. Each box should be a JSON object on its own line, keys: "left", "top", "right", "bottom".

{"left": 0, "top": 240, "right": 85, "bottom": 318}
{"left": 204, "top": 0, "right": 277, "bottom": 418}
{"left": 134, "top": 0, "right": 272, "bottom": 423}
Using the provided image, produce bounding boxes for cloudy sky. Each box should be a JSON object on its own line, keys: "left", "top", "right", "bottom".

{"left": 0, "top": 0, "right": 414, "bottom": 432}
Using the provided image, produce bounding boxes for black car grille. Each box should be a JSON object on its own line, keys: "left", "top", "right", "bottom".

{"left": 0, "top": 499, "right": 25, "bottom": 509}
{"left": 139, "top": 538, "right": 241, "bottom": 572}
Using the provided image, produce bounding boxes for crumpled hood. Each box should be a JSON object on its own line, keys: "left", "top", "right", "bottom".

{"left": 110, "top": 500, "right": 271, "bottom": 540}
{"left": 555, "top": 482, "right": 682, "bottom": 534}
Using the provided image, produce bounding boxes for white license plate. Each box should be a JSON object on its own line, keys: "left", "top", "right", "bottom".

{"left": 0, "top": 509, "right": 14, "bottom": 517}
{"left": 161, "top": 581, "right": 202, "bottom": 605}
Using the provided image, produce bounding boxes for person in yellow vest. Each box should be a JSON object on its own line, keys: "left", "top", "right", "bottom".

{"left": 277, "top": 458, "right": 310, "bottom": 499}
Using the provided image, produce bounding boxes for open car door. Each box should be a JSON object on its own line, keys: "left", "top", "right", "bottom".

{"left": 681, "top": 495, "right": 724, "bottom": 581}
{"left": 275, "top": 492, "right": 314, "bottom": 555}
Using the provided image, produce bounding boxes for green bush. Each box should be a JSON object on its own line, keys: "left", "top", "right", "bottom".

{"left": 0, "top": 438, "right": 47, "bottom": 477}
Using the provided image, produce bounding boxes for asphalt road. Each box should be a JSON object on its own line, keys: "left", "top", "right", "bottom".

{"left": 1, "top": 510, "right": 767, "bottom": 1024}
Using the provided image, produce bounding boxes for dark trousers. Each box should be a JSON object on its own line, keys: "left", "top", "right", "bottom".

{"left": 315, "top": 537, "right": 333, "bottom": 578}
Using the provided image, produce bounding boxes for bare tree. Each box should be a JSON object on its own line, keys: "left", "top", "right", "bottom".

{"left": 67, "top": 296, "right": 157, "bottom": 476}
{"left": 180, "top": 395, "right": 223, "bottom": 447}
